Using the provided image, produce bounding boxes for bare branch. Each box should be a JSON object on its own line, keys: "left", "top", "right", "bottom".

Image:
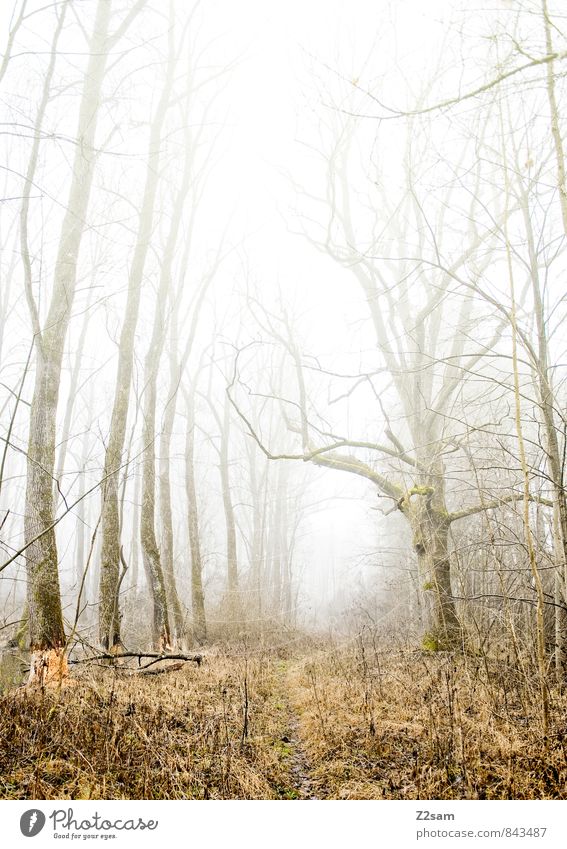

{"left": 448, "top": 493, "right": 554, "bottom": 524}
{"left": 351, "top": 49, "right": 567, "bottom": 120}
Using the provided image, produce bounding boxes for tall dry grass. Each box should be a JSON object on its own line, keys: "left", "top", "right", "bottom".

{"left": 286, "top": 635, "right": 567, "bottom": 799}
{"left": 1, "top": 632, "right": 565, "bottom": 800}
{"left": 0, "top": 647, "right": 295, "bottom": 800}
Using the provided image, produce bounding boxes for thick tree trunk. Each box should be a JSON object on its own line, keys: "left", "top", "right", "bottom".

{"left": 24, "top": 1, "right": 111, "bottom": 680}
{"left": 26, "top": 363, "right": 67, "bottom": 656}
{"left": 27, "top": 646, "right": 68, "bottom": 687}
{"left": 399, "top": 485, "right": 462, "bottom": 650}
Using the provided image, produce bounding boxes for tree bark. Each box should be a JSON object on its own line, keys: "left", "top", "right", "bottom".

{"left": 159, "top": 322, "right": 186, "bottom": 646}
{"left": 184, "top": 390, "right": 206, "bottom": 643}
{"left": 98, "top": 22, "right": 175, "bottom": 650}
{"left": 398, "top": 482, "right": 462, "bottom": 650}
{"left": 219, "top": 395, "right": 240, "bottom": 628}
{"left": 24, "top": 1, "right": 110, "bottom": 679}
{"left": 139, "top": 89, "right": 194, "bottom": 649}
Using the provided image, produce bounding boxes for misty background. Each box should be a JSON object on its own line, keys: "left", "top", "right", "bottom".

{"left": 0, "top": 0, "right": 565, "bottom": 651}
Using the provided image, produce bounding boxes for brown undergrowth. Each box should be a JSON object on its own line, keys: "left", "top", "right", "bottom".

{"left": 286, "top": 638, "right": 567, "bottom": 799}
{"left": 0, "top": 646, "right": 295, "bottom": 800}
{"left": 1, "top": 636, "right": 566, "bottom": 800}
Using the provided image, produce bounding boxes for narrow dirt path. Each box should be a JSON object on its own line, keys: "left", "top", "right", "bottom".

{"left": 284, "top": 709, "right": 318, "bottom": 799}
{"left": 273, "top": 661, "right": 319, "bottom": 800}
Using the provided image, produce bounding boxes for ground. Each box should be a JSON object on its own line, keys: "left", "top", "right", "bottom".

{"left": 0, "top": 636, "right": 566, "bottom": 800}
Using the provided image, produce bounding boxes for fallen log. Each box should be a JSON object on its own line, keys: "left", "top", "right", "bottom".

{"left": 69, "top": 652, "right": 203, "bottom": 667}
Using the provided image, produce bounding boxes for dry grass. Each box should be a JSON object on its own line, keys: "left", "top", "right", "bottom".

{"left": 0, "top": 648, "right": 295, "bottom": 800}
{"left": 287, "top": 639, "right": 567, "bottom": 799}
{"left": 1, "top": 635, "right": 566, "bottom": 800}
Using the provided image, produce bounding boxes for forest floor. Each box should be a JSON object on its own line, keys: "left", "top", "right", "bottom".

{"left": 1, "top": 635, "right": 567, "bottom": 800}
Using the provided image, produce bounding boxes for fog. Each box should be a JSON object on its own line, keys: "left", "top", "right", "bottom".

{"left": 0, "top": 0, "right": 566, "bottom": 657}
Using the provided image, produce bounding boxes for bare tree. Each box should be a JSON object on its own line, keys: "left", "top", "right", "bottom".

{"left": 184, "top": 385, "right": 206, "bottom": 643}
{"left": 98, "top": 6, "right": 175, "bottom": 651}
{"left": 23, "top": 1, "right": 112, "bottom": 683}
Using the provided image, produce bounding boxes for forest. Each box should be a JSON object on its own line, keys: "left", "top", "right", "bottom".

{"left": 0, "top": 0, "right": 567, "bottom": 802}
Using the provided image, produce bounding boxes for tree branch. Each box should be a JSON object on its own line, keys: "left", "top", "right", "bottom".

{"left": 69, "top": 651, "right": 202, "bottom": 666}
{"left": 107, "top": 0, "right": 148, "bottom": 50}
{"left": 448, "top": 493, "right": 553, "bottom": 524}
{"left": 227, "top": 352, "right": 404, "bottom": 501}
{"left": 352, "top": 49, "right": 567, "bottom": 120}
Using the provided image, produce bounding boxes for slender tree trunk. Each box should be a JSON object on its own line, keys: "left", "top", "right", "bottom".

{"left": 140, "top": 441, "right": 171, "bottom": 650}
{"left": 542, "top": 0, "right": 567, "bottom": 236}
{"left": 518, "top": 182, "right": 567, "bottom": 675}
{"left": 553, "top": 504, "right": 567, "bottom": 681}
{"left": 129, "top": 467, "right": 141, "bottom": 598}
{"left": 98, "top": 25, "right": 175, "bottom": 650}
{"left": 247, "top": 441, "right": 266, "bottom": 622}
{"left": 219, "top": 396, "right": 240, "bottom": 628}
{"left": 139, "top": 102, "right": 193, "bottom": 650}
{"left": 159, "top": 325, "right": 186, "bottom": 645}
{"left": 280, "top": 470, "right": 294, "bottom": 621}
{"left": 74, "top": 419, "right": 90, "bottom": 603}
{"left": 269, "top": 472, "right": 282, "bottom": 618}
{"left": 502, "top": 128, "right": 550, "bottom": 732}
{"left": 140, "top": 343, "right": 172, "bottom": 650}
{"left": 539, "top": 15, "right": 567, "bottom": 671}
{"left": 184, "top": 390, "right": 206, "bottom": 643}
{"left": 157, "top": 247, "right": 217, "bottom": 645}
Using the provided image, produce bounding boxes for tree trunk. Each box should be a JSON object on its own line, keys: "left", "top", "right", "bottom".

{"left": 24, "top": 0, "right": 110, "bottom": 680}
{"left": 399, "top": 486, "right": 462, "bottom": 650}
{"left": 219, "top": 396, "right": 240, "bottom": 629}
{"left": 553, "top": 504, "right": 567, "bottom": 681}
{"left": 185, "top": 391, "right": 206, "bottom": 643}
{"left": 140, "top": 318, "right": 172, "bottom": 650}
{"left": 247, "top": 440, "right": 266, "bottom": 622}
{"left": 129, "top": 467, "right": 141, "bottom": 597}
{"left": 518, "top": 180, "right": 567, "bottom": 675}
{"left": 74, "top": 421, "right": 90, "bottom": 606}
{"left": 98, "top": 25, "right": 175, "bottom": 650}
{"left": 139, "top": 100, "right": 193, "bottom": 650}
{"left": 53, "top": 281, "right": 95, "bottom": 511}
{"left": 542, "top": 0, "right": 567, "bottom": 236}
{"left": 268, "top": 489, "right": 281, "bottom": 618}
{"left": 159, "top": 331, "right": 186, "bottom": 646}
{"left": 140, "top": 465, "right": 171, "bottom": 651}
